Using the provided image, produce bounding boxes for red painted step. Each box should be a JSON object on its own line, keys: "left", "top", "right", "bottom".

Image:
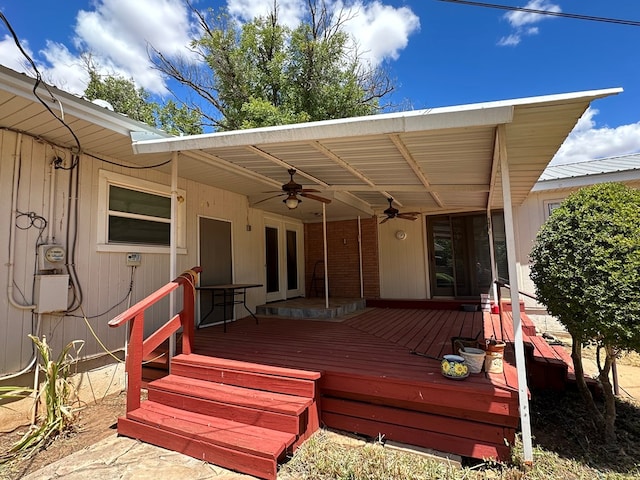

{"left": 171, "top": 353, "right": 321, "bottom": 398}
{"left": 120, "top": 401, "right": 294, "bottom": 479}
{"left": 150, "top": 374, "right": 312, "bottom": 415}
{"left": 148, "top": 375, "right": 308, "bottom": 434}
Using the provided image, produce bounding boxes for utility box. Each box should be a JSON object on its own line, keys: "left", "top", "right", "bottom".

{"left": 34, "top": 274, "right": 69, "bottom": 313}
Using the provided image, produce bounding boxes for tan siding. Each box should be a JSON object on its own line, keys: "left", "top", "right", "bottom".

{"left": 378, "top": 218, "right": 427, "bottom": 299}
{"left": 515, "top": 191, "right": 571, "bottom": 310}
{"left": 0, "top": 132, "right": 281, "bottom": 375}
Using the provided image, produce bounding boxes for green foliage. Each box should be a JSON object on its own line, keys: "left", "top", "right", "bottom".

{"left": 0, "top": 386, "right": 32, "bottom": 399}
{"left": 84, "top": 68, "right": 202, "bottom": 135}
{"left": 85, "top": 69, "right": 156, "bottom": 125}
{"left": 1, "top": 336, "right": 84, "bottom": 462}
{"left": 530, "top": 183, "right": 640, "bottom": 350}
{"left": 155, "top": 1, "right": 391, "bottom": 131}
{"left": 155, "top": 99, "right": 203, "bottom": 136}
{"left": 530, "top": 183, "right": 640, "bottom": 445}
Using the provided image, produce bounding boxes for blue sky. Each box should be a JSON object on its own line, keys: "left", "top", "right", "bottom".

{"left": 1, "top": 0, "right": 639, "bottom": 164}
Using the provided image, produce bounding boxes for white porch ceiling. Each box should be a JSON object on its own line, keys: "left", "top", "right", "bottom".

{"left": 0, "top": 65, "right": 622, "bottom": 223}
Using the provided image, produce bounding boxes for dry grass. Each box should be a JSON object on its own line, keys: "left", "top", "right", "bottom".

{"left": 280, "top": 390, "right": 640, "bottom": 480}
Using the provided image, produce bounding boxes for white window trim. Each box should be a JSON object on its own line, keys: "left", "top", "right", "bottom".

{"left": 97, "top": 170, "right": 187, "bottom": 254}
{"left": 543, "top": 199, "right": 563, "bottom": 220}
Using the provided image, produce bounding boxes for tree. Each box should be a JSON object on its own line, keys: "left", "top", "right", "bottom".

{"left": 529, "top": 182, "right": 640, "bottom": 446}
{"left": 84, "top": 67, "right": 202, "bottom": 135}
{"left": 151, "top": 0, "right": 394, "bottom": 131}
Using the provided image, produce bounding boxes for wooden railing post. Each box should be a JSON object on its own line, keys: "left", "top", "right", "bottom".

{"left": 181, "top": 272, "right": 196, "bottom": 355}
{"left": 127, "top": 312, "right": 144, "bottom": 413}
{"left": 108, "top": 266, "right": 201, "bottom": 415}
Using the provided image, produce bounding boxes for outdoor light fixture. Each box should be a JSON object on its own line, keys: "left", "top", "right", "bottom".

{"left": 284, "top": 193, "right": 300, "bottom": 209}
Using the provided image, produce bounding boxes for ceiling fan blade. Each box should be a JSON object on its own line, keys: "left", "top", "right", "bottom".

{"left": 300, "top": 192, "right": 331, "bottom": 204}
{"left": 300, "top": 188, "right": 320, "bottom": 193}
{"left": 379, "top": 216, "right": 391, "bottom": 224}
{"left": 397, "top": 213, "right": 418, "bottom": 221}
{"left": 252, "top": 193, "right": 284, "bottom": 205}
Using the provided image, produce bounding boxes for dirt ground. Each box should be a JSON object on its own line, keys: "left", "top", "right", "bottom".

{"left": 0, "top": 391, "right": 126, "bottom": 480}
{"left": 1, "top": 351, "right": 639, "bottom": 480}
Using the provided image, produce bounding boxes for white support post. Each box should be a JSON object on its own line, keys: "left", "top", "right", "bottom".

{"left": 358, "top": 216, "right": 363, "bottom": 298}
{"left": 169, "top": 152, "right": 178, "bottom": 364}
{"left": 486, "top": 210, "right": 499, "bottom": 305}
{"left": 323, "top": 202, "right": 329, "bottom": 309}
{"left": 497, "top": 125, "right": 533, "bottom": 464}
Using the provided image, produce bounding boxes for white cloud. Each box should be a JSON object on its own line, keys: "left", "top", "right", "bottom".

{"left": 73, "top": 0, "right": 195, "bottom": 95}
{"left": 226, "top": 0, "right": 419, "bottom": 66}
{"left": 340, "top": 1, "right": 420, "bottom": 66}
{"left": 1, "top": 0, "right": 195, "bottom": 96}
{"left": 0, "top": 34, "right": 33, "bottom": 72}
{"left": 498, "top": 0, "right": 560, "bottom": 47}
{"left": 227, "top": 0, "right": 305, "bottom": 28}
{"left": 497, "top": 34, "right": 521, "bottom": 47}
{"left": 3, "top": 0, "right": 418, "bottom": 98}
{"left": 552, "top": 108, "right": 640, "bottom": 165}
{"left": 504, "top": 0, "right": 560, "bottom": 28}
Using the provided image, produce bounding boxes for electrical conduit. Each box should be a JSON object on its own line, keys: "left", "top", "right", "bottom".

{"left": 1, "top": 133, "right": 39, "bottom": 381}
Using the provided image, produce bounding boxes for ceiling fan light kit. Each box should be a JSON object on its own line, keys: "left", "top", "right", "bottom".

{"left": 255, "top": 169, "right": 331, "bottom": 210}
{"left": 284, "top": 193, "right": 300, "bottom": 209}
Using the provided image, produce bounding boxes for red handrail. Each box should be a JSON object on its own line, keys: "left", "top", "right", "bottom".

{"left": 109, "top": 267, "right": 201, "bottom": 413}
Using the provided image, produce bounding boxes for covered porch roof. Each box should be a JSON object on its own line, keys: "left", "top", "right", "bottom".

{"left": 131, "top": 88, "right": 622, "bottom": 222}
{"left": 0, "top": 64, "right": 622, "bottom": 222}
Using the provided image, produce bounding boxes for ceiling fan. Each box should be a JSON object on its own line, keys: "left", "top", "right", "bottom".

{"left": 380, "top": 197, "right": 420, "bottom": 224}
{"left": 256, "top": 169, "right": 331, "bottom": 210}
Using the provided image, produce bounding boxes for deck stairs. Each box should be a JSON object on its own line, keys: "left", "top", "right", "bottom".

{"left": 108, "top": 268, "right": 322, "bottom": 480}
{"left": 118, "top": 353, "right": 321, "bottom": 480}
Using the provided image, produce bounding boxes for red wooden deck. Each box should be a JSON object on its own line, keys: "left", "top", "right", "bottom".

{"left": 190, "top": 308, "right": 523, "bottom": 460}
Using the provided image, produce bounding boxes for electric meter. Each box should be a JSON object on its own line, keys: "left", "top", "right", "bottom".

{"left": 38, "top": 244, "right": 66, "bottom": 271}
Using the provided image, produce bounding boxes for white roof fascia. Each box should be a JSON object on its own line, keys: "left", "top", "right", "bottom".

{"left": 0, "top": 66, "right": 169, "bottom": 138}
{"left": 132, "top": 105, "right": 515, "bottom": 154}
{"left": 132, "top": 87, "right": 622, "bottom": 155}
{"left": 533, "top": 169, "right": 640, "bottom": 192}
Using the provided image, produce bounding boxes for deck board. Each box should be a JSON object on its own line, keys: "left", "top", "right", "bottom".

{"left": 186, "top": 308, "right": 543, "bottom": 460}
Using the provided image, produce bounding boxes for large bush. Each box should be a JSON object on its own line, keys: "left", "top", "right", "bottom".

{"left": 530, "top": 182, "right": 640, "bottom": 445}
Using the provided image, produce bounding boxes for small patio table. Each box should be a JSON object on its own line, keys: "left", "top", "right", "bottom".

{"left": 196, "top": 283, "right": 262, "bottom": 332}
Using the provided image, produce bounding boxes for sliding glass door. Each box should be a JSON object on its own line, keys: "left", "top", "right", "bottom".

{"left": 427, "top": 212, "right": 507, "bottom": 298}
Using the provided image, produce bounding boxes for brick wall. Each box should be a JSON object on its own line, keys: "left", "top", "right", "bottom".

{"left": 304, "top": 218, "right": 380, "bottom": 298}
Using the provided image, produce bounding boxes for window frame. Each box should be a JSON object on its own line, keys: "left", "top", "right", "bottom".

{"left": 97, "top": 170, "right": 187, "bottom": 254}
{"left": 543, "top": 199, "right": 563, "bottom": 220}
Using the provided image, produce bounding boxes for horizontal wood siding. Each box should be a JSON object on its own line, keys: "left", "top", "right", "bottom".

{"left": 0, "top": 129, "right": 301, "bottom": 376}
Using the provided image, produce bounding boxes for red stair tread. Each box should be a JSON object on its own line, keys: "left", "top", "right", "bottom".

{"left": 150, "top": 374, "right": 312, "bottom": 415}
{"left": 118, "top": 417, "right": 278, "bottom": 480}
{"left": 173, "top": 353, "right": 322, "bottom": 380}
{"left": 128, "top": 401, "right": 296, "bottom": 458}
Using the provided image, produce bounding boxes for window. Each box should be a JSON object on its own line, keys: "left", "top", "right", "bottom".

{"left": 544, "top": 200, "right": 563, "bottom": 219}
{"left": 97, "top": 170, "right": 186, "bottom": 253}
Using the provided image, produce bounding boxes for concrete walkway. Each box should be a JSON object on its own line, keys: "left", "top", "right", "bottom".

{"left": 22, "top": 434, "right": 255, "bottom": 480}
